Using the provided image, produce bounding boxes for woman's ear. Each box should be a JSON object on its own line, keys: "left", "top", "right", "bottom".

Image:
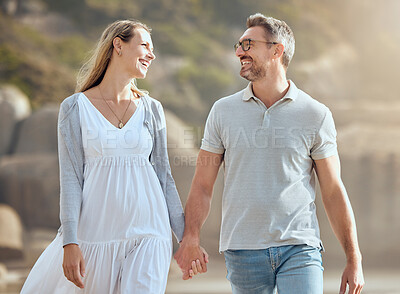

{"left": 113, "top": 37, "right": 122, "bottom": 56}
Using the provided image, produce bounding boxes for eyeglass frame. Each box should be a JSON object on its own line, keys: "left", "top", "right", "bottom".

{"left": 234, "top": 39, "right": 278, "bottom": 52}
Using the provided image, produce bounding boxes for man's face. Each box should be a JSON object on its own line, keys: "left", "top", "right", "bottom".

{"left": 235, "top": 26, "right": 274, "bottom": 82}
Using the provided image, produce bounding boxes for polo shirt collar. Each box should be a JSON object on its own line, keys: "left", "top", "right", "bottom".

{"left": 242, "top": 79, "right": 300, "bottom": 102}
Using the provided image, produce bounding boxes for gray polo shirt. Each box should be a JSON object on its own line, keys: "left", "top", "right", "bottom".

{"left": 201, "top": 81, "right": 337, "bottom": 252}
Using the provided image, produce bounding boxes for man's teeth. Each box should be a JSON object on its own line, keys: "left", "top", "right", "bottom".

{"left": 241, "top": 61, "right": 251, "bottom": 65}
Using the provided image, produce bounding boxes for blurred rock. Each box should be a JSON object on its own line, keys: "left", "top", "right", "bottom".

{"left": 0, "top": 204, "right": 23, "bottom": 260}
{"left": 23, "top": 228, "right": 56, "bottom": 268}
{"left": 0, "top": 262, "right": 6, "bottom": 280}
{"left": 0, "top": 86, "right": 31, "bottom": 122}
{"left": 12, "top": 105, "right": 58, "bottom": 154}
{"left": 0, "top": 154, "right": 60, "bottom": 229}
{"left": 0, "top": 99, "right": 14, "bottom": 156}
{"left": 0, "top": 0, "right": 17, "bottom": 15}
{"left": 18, "top": 0, "right": 46, "bottom": 14}
{"left": 0, "top": 85, "right": 31, "bottom": 156}
{"left": 165, "top": 110, "right": 199, "bottom": 155}
{"left": 315, "top": 151, "right": 400, "bottom": 268}
{"left": 338, "top": 123, "right": 400, "bottom": 155}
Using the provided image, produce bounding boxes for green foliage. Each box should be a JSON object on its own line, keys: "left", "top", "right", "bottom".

{"left": 152, "top": 24, "right": 213, "bottom": 60}
{"left": 0, "top": 14, "right": 76, "bottom": 108}
{"left": 41, "top": 0, "right": 87, "bottom": 14}
{"left": 54, "top": 36, "right": 91, "bottom": 69}
{"left": 86, "top": 0, "right": 139, "bottom": 17}
{"left": 0, "top": 45, "right": 23, "bottom": 71}
{"left": 0, "top": 45, "right": 75, "bottom": 108}
{"left": 136, "top": 79, "right": 152, "bottom": 93}
{"left": 0, "top": 0, "right": 347, "bottom": 121}
{"left": 0, "top": 45, "right": 32, "bottom": 98}
{"left": 177, "top": 60, "right": 234, "bottom": 102}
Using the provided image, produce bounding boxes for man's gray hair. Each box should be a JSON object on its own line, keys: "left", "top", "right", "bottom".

{"left": 247, "top": 13, "right": 295, "bottom": 68}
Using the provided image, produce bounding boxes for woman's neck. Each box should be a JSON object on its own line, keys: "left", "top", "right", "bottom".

{"left": 98, "top": 71, "right": 135, "bottom": 103}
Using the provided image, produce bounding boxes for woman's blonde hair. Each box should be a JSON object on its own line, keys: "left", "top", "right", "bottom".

{"left": 76, "top": 19, "right": 151, "bottom": 95}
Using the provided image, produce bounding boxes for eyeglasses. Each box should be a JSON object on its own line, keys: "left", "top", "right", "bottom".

{"left": 234, "top": 39, "right": 278, "bottom": 52}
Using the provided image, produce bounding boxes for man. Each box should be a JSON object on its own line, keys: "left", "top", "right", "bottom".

{"left": 174, "top": 13, "right": 364, "bottom": 294}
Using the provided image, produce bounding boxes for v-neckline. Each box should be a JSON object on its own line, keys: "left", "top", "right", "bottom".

{"left": 80, "top": 92, "right": 141, "bottom": 130}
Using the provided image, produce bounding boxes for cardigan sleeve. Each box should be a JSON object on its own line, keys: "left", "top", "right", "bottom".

{"left": 58, "top": 97, "right": 84, "bottom": 247}
{"left": 152, "top": 101, "right": 185, "bottom": 242}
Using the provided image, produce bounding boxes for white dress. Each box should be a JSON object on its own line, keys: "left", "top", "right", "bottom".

{"left": 21, "top": 93, "right": 172, "bottom": 294}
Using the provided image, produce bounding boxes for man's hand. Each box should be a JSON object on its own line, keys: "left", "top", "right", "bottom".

{"left": 339, "top": 261, "right": 364, "bottom": 294}
{"left": 175, "top": 150, "right": 221, "bottom": 280}
{"left": 63, "top": 244, "right": 85, "bottom": 288}
{"left": 174, "top": 241, "right": 209, "bottom": 280}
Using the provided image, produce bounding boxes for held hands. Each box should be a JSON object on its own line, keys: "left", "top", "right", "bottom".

{"left": 340, "top": 261, "right": 364, "bottom": 294}
{"left": 63, "top": 244, "right": 86, "bottom": 289}
{"left": 174, "top": 240, "right": 209, "bottom": 280}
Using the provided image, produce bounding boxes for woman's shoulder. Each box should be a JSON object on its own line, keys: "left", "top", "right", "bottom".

{"left": 143, "top": 93, "right": 162, "bottom": 109}
{"left": 142, "top": 94, "right": 167, "bottom": 130}
{"left": 59, "top": 92, "right": 82, "bottom": 123}
{"left": 142, "top": 94, "right": 164, "bottom": 117}
{"left": 60, "top": 92, "right": 81, "bottom": 108}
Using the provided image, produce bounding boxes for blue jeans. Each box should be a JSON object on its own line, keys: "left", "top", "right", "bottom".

{"left": 224, "top": 244, "right": 323, "bottom": 294}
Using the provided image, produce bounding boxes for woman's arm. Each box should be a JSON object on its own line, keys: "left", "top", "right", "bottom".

{"left": 57, "top": 96, "right": 83, "bottom": 246}
{"left": 150, "top": 99, "right": 185, "bottom": 242}
{"left": 57, "top": 96, "right": 86, "bottom": 288}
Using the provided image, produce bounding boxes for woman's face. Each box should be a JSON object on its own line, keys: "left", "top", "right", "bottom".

{"left": 119, "top": 28, "right": 156, "bottom": 79}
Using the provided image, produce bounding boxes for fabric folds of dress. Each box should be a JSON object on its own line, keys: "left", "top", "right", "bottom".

{"left": 21, "top": 93, "right": 172, "bottom": 294}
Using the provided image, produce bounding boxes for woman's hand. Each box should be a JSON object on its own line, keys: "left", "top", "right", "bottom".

{"left": 63, "top": 244, "right": 85, "bottom": 288}
{"left": 188, "top": 246, "right": 209, "bottom": 278}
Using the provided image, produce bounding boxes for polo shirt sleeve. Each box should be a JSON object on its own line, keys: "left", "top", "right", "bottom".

{"left": 310, "top": 109, "right": 338, "bottom": 160}
{"left": 200, "top": 103, "right": 225, "bottom": 154}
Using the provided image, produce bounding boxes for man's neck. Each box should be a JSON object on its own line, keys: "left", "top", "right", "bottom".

{"left": 251, "top": 74, "right": 290, "bottom": 108}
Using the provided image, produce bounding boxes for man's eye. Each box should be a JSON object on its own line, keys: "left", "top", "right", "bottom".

{"left": 141, "top": 43, "right": 147, "bottom": 46}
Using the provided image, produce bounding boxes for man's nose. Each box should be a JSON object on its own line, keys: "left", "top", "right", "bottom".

{"left": 235, "top": 45, "right": 244, "bottom": 58}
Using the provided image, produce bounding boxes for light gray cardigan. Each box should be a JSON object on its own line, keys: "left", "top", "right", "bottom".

{"left": 57, "top": 93, "right": 185, "bottom": 246}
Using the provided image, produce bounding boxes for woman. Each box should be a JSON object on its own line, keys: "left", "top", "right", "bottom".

{"left": 21, "top": 19, "right": 202, "bottom": 294}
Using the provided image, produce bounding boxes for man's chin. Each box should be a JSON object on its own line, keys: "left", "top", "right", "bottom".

{"left": 240, "top": 72, "right": 253, "bottom": 81}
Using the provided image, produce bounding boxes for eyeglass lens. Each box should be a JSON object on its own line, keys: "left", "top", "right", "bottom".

{"left": 234, "top": 39, "right": 251, "bottom": 51}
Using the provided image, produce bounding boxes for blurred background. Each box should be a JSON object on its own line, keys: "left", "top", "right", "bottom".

{"left": 0, "top": 0, "right": 399, "bottom": 293}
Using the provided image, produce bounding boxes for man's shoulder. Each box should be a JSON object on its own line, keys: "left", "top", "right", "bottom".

{"left": 213, "top": 88, "right": 246, "bottom": 108}
{"left": 296, "top": 88, "right": 331, "bottom": 115}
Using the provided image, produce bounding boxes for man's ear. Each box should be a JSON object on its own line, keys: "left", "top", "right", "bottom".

{"left": 273, "top": 43, "right": 285, "bottom": 59}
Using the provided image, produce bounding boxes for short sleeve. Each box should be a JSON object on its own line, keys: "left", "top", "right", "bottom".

{"left": 200, "top": 103, "right": 225, "bottom": 154}
{"left": 310, "top": 109, "right": 338, "bottom": 160}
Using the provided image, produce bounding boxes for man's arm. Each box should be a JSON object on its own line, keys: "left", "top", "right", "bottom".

{"left": 174, "top": 149, "right": 223, "bottom": 280}
{"left": 314, "top": 155, "right": 365, "bottom": 294}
